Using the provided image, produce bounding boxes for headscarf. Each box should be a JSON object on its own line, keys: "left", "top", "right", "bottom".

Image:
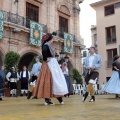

{"left": 42, "top": 32, "right": 57, "bottom": 57}
{"left": 42, "top": 32, "right": 57, "bottom": 46}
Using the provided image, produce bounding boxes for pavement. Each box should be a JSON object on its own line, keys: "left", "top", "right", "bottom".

{"left": 0, "top": 95, "right": 120, "bottom": 120}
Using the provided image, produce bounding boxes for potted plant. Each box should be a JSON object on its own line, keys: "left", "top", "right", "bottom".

{"left": 4, "top": 51, "right": 20, "bottom": 97}
{"left": 72, "top": 68, "right": 83, "bottom": 85}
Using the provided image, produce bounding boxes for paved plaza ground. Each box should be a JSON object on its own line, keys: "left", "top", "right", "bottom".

{"left": 0, "top": 95, "right": 120, "bottom": 120}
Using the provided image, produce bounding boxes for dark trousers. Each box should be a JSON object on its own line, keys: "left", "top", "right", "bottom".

{"left": 85, "top": 71, "right": 99, "bottom": 85}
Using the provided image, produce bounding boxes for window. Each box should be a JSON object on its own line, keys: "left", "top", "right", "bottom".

{"left": 105, "top": 4, "right": 114, "bottom": 16}
{"left": 26, "top": 2, "right": 39, "bottom": 27}
{"left": 106, "top": 77, "right": 111, "bottom": 82}
{"left": 115, "top": 2, "right": 120, "bottom": 8}
{"left": 59, "top": 16, "right": 68, "bottom": 38}
{"left": 83, "top": 51, "right": 87, "bottom": 57}
{"left": 106, "top": 48, "right": 117, "bottom": 67}
{"left": 106, "top": 26, "right": 116, "bottom": 44}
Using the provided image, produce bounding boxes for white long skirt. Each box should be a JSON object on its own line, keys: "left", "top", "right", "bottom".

{"left": 103, "top": 71, "right": 120, "bottom": 94}
{"left": 48, "top": 58, "right": 68, "bottom": 95}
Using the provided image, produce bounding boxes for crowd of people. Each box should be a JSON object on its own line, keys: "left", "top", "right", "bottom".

{"left": 0, "top": 32, "right": 71, "bottom": 104}
{"left": 1, "top": 32, "right": 120, "bottom": 104}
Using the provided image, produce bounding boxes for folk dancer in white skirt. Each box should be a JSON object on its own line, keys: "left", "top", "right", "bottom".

{"left": 34, "top": 32, "right": 68, "bottom": 105}
{"left": 62, "top": 62, "right": 71, "bottom": 97}
{"left": 103, "top": 55, "right": 120, "bottom": 98}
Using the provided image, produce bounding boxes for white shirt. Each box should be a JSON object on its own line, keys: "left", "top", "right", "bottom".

{"left": 6, "top": 72, "right": 19, "bottom": 82}
{"left": 89, "top": 54, "right": 96, "bottom": 67}
{"left": 31, "top": 62, "right": 42, "bottom": 76}
{"left": 20, "top": 71, "right": 30, "bottom": 80}
{"left": 63, "top": 68, "right": 69, "bottom": 75}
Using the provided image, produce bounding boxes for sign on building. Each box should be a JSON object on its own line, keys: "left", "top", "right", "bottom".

{"left": 0, "top": 10, "right": 4, "bottom": 40}
{"left": 30, "top": 21, "right": 43, "bottom": 46}
{"left": 64, "top": 32, "right": 73, "bottom": 53}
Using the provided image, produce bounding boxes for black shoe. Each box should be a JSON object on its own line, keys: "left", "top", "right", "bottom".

{"left": 13, "top": 94, "right": 17, "bottom": 97}
{"left": 21, "top": 94, "right": 23, "bottom": 96}
{"left": 44, "top": 101, "right": 54, "bottom": 105}
{"left": 0, "top": 98, "right": 2, "bottom": 101}
{"left": 89, "top": 96, "right": 95, "bottom": 102}
{"left": 57, "top": 97, "right": 63, "bottom": 103}
{"left": 115, "top": 94, "right": 120, "bottom": 98}
{"left": 32, "top": 96, "right": 38, "bottom": 99}
{"left": 27, "top": 92, "right": 32, "bottom": 99}
{"left": 64, "top": 95, "right": 66, "bottom": 97}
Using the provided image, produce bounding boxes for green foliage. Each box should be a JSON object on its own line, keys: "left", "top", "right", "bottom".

{"left": 4, "top": 51, "right": 20, "bottom": 72}
{"left": 72, "top": 68, "right": 83, "bottom": 85}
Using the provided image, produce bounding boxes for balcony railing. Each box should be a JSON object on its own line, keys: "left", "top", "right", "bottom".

{"left": 106, "top": 60, "right": 113, "bottom": 68}
{"left": 56, "top": 30, "right": 80, "bottom": 43}
{"left": 3, "top": 11, "right": 47, "bottom": 33}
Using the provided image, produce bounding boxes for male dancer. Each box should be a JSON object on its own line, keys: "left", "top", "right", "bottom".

{"left": 27, "top": 56, "right": 42, "bottom": 99}
{"left": 82, "top": 46, "right": 102, "bottom": 102}
{"left": 6, "top": 67, "right": 19, "bottom": 97}
{"left": 20, "top": 66, "right": 30, "bottom": 96}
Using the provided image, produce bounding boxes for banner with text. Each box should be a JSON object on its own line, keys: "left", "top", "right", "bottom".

{"left": 64, "top": 32, "right": 73, "bottom": 53}
{"left": 0, "top": 10, "right": 4, "bottom": 40}
{"left": 30, "top": 21, "right": 43, "bottom": 46}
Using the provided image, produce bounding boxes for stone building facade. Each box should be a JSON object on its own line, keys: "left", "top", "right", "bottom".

{"left": 0, "top": 0, "right": 84, "bottom": 75}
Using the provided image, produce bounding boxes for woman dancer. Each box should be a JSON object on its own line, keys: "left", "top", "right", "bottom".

{"left": 62, "top": 62, "right": 71, "bottom": 97}
{"left": 103, "top": 55, "right": 120, "bottom": 98}
{"left": 34, "top": 33, "right": 68, "bottom": 105}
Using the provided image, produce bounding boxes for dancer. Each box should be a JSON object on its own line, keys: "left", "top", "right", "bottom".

{"left": 62, "top": 62, "right": 71, "bottom": 97}
{"left": 20, "top": 66, "right": 30, "bottom": 96}
{"left": 82, "top": 46, "right": 102, "bottom": 102}
{"left": 103, "top": 55, "right": 120, "bottom": 98}
{"left": 34, "top": 33, "right": 68, "bottom": 105}
{"left": 27, "top": 56, "right": 42, "bottom": 99}
{"left": 0, "top": 66, "right": 5, "bottom": 101}
{"left": 6, "top": 67, "right": 19, "bottom": 97}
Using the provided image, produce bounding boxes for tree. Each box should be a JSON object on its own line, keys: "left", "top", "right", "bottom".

{"left": 4, "top": 51, "right": 20, "bottom": 72}
{"left": 72, "top": 68, "right": 83, "bottom": 85}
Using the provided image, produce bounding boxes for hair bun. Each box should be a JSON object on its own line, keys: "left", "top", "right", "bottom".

{"left": 52, "top": 32, "right": 57, "bottom": 36}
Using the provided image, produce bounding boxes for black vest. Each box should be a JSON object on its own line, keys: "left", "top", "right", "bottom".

{"left": 10, "top": 72, "right": 17, "bottom": 79}
{"left": 21, "top": 70, "right": 29, "bottom": 80}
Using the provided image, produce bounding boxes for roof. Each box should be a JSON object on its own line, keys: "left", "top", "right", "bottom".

{"left": 90, "top": 0, "right": 116, "bottom": 9}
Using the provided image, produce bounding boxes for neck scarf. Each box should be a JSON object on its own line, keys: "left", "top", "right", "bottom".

{"left": 44, "top": 42, "right": 54, "bottom": 57}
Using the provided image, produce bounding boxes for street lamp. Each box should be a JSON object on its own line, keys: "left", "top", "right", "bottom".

{"left": 55, "top": 53, "right": 59, "bottom": 61}
{"left": 59, "top": 50, "right": 64, "bottom": 58}
{"left": 64, "top": 55, "right": 69, "bottom": 63}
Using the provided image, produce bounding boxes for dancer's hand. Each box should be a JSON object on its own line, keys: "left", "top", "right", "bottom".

{"left": 47, "top": 58, "right": 50, "bottom": 62}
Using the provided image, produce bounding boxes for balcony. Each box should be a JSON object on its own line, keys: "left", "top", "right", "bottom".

{"left": 3, "top": 11, "right": 47, "bottom": 33}
{"left": 106, "top": 60, "right": 113, "bottom": 68}
{"left": 56, "top": 30, "right": 80, "bottom": 43}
